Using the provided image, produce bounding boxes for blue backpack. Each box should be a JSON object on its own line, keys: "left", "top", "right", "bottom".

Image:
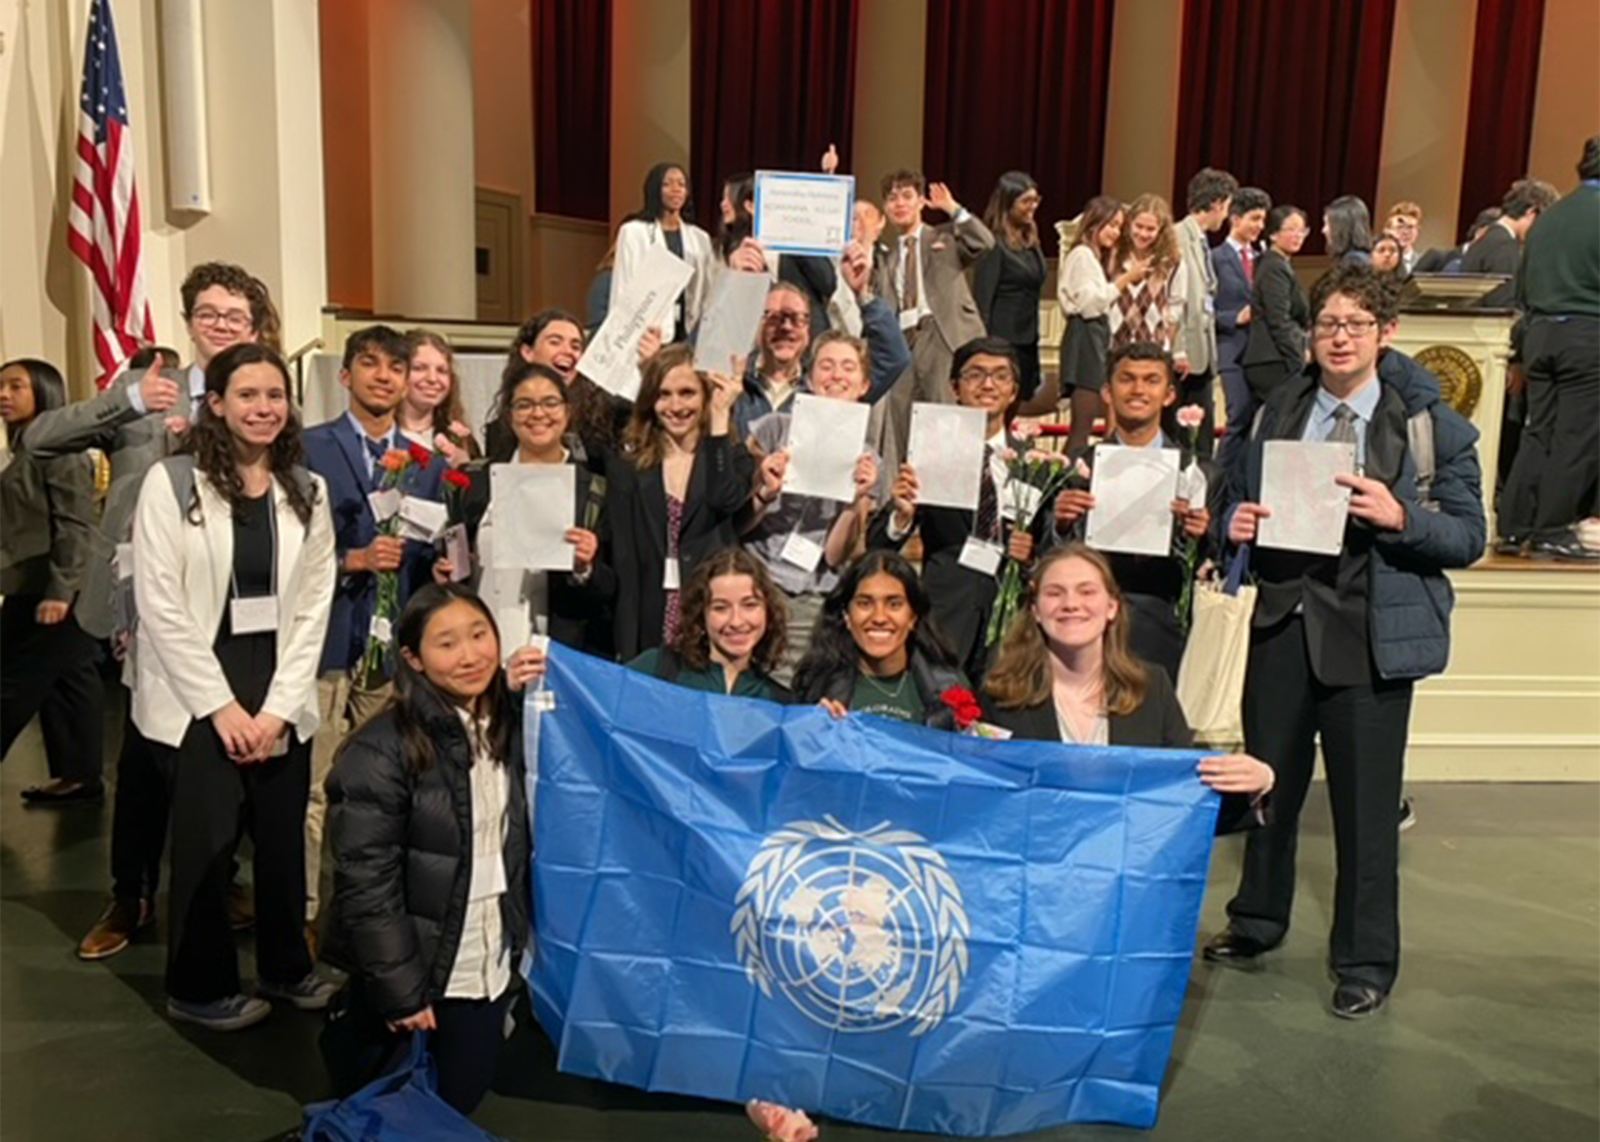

{"left": 301, "top": 1033, "right": 509, "bottom": 1142}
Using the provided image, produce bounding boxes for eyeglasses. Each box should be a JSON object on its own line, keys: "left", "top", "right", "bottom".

{"left": 511, "top": 397, "right": 566, "bottom": 415}
{"left": 957, "top": 366, "right": 1016, "bottom": 387}
{"left": 190, "top": 307, "right": 253, "bottom": 331}
{"left": 764, "top": 311, "right": 807, "bottom": 329}
{"left": 1312, "top": 317, "right": 1380, "bottom": 339}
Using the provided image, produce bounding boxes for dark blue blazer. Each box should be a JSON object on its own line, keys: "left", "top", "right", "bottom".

{"left": 1211, "top": 241, "right": 1255, "bottom": 370}
{"left": 303, "top": 415, "right": 444, "bottom": 675}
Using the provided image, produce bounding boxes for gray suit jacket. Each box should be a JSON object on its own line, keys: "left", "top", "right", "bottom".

{"left": 1173, "top": 215, "right": 1219, "bottom": 373}
{"left": 872, "top": 212, "right": 995, "bottom": 353}
{"left": 0, "top": 439, "right": 96, "bottom": 604}
{"left": 23, "top": 367, "right": 187, "bottom": 637}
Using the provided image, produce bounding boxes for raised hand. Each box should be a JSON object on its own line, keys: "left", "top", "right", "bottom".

{"left": 140, "top": 361, "right": 181, "bottom": 414}
{"left": 821, "top": 144, "right": 839, "bottom": 175}
{"left": 890, "top": 463, "right": 920, "bottom": 530}
{"left": 926, "top": 182, "right": 960, "bottom": 217}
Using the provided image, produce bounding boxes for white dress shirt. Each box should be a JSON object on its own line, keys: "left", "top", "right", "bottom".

{"left": 443, "top": 707, "right": 513, "bottom": 1001}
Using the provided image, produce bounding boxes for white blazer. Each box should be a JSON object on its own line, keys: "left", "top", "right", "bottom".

{"left": 609, "top": 218, "right": 715, "bottom": 334}
{"left": 131, "top": 459, "right": 336, "bottom": 749}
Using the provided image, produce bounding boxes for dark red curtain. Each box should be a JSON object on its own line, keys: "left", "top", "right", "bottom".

{"left": 533, "top": 0, "right": 612, "bottom": 221}
{"left": 922, "top": 0, "right": 1115, "bottom": 235}
{"left": 689, "top": 0, "right": 859, "bottom": 225}
{"left": 1173, "top": 0, "right": 1397, "bottom": 252}
{"left": 1455, "top": 0, "right": 1546, "bottom": 236}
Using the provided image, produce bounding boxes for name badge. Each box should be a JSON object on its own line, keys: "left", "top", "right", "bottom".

{"left": 958, "top": 537, "right": 1004, "bottom": 576}
{"left": 115, "top": 543, "right": 136, "bottom": 581}
{"left": 1202, "top": 294, "right": 1216, "bottom": 316}
{"left": 230, "top": 595, "right": 279, "bottom": 634}
{"left": 662, "top": 559, "right": 681, "bottom": 591}
{"left": 780, "top": 531, "right": 825, "bottom": 571}
{"left": 899, "top": 309, "right": 920, "bottom": 331}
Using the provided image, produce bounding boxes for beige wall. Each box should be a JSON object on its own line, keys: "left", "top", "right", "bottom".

{"left": 609, "top": 0, "right": 692, "bottom": 230}
{"left": 1527, "top": 0, "right": 1600, "bottom": 191}
{"left": 1100, "top": 0, "right": 1181, "bottom": 208}
{"left": 473, "top": 0, "right": 536, "bottom": 313}
{"left": 1374, "top": 0, "right": 1479, "bottom": 252}
{"left": 851, "top": 0, "right": 926, "bottom": 197}
{"left": 1, "top": 0, "right": 325, "bottom": 390}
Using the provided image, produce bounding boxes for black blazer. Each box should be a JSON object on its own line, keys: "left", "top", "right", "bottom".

{"left": 458, "top": 459, "right": 618, "bottom": 656}
{"left": 1459, "top": 224, "right": 1519, "bottom": 307}
{"left": 973, "top": 243, "right": 1048, "bottom": 345}
{"left": 1241, "top": 250, "right": 1309, "bottom": 399}
{"left": 979, "top": 669, "right": 1259, "bottom": 835}
{"left": 605, "top": 433, "right": 755, "bottom": 660}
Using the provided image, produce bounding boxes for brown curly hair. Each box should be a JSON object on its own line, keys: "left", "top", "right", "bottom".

{"left": 671, "top": 548, "right": 788, "bottom": 675}
{"left": 180, "top": 343, "right": 317, "bottom": 527}
{"left": 180, "top": 262, "right": 282, "bottom": 352}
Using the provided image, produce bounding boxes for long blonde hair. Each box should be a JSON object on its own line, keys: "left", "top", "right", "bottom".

{"left": 982, "top": 544, "right": 1148, "bottom": 715}
{"left": 1115, "top": 194, "right": 1181, "bottom": 280}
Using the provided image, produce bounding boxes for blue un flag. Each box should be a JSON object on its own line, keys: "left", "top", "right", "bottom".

{"left": 526, "top": 649, "right": 1220, "bottom": 1136}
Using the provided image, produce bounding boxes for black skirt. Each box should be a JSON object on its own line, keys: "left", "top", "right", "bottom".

{"left": 1060, "top": 314, "right": 1110, "bottom": 392}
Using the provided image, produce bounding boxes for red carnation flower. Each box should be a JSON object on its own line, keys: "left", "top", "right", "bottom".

{"left": 443, "top": 469, "right": 472, "bottom": 490}
{"left": 940, "top": 686, "right": 982, "bottom": 730}
{"left": 408, "top": 442, "right": 433, "bottom": 468}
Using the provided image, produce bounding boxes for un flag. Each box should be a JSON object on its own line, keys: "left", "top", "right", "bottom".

{"left": 526, "top": 648, "right": 1220, "bottom": 1136}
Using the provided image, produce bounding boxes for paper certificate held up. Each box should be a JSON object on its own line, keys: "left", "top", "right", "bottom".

{"left": 489, "top": 464, "right": 577, "bottom": 571}
{"left": 1085, "top": 445, "right": 1181, "bottom": 556}
{"left": 1257, "top": 440, "right": 1356, "bottom": 556}
{"left": 784, "top": 394, "right": 871, "bottom": 503}
{"left": 576, "top": 244, "right": 693, "bottom": 400}
{"left": 693, "top": 270, "right": 769, "bottom": 375}
{"left": 907, "top": 403, "right": 987, "bottom": 511}
{"left": 753, "top": 171, "right": 856, "bottom": 256}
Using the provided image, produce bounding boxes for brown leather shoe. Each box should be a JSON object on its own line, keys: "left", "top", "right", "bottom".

{"left": 78, "top": 898, "right": 152, "bottom": 961}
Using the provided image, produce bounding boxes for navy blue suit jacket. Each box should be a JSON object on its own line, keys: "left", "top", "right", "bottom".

{"left": 302, "top": 416, "right": 444, "bottom": 675}
{"left": 1211, "top": 241, "right": 1255, "bottom": 370}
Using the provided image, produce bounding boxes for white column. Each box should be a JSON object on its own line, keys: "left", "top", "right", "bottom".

{"left": 369, "top": 0, "right": 476, "bottom": 319}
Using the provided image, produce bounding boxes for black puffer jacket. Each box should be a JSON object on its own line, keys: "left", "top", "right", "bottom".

{"left": 322, "top": 692, "right": 531, "bottom": 1021}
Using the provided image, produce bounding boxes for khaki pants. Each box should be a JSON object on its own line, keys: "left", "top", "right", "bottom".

{"left": 306, "top": 671, "right": 392, "bottom": 920}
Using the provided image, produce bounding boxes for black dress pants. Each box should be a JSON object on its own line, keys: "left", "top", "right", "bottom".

{"left": 1225, "top": 615, "right": 1413, "bottom": 992}
{"left": 162, "top": 721, "right": 312, "bottom": 1003}
{"left": 326, "top": 978, "right": 513, "bottom": 1116}
{"left": 1504, "top": 317, "right": 1600, "bottom": 539}
{"left": 110, "top": 703, "right": 169, "bottom": 904}
{"left": 0, "top": 596, "right": 105, "bottom": 783}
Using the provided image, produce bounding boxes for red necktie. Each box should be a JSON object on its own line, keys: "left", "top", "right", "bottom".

{"left": 1241, "top": 246, "right": 1254, "bottom": 285}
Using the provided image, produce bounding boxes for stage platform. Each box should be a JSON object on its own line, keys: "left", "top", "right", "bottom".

{"left": 1410, "top": 557, "right": 1600, "bottom": 781}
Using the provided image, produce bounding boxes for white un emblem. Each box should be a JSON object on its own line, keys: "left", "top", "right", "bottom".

{"left": 731, "top": 817, "right": 970, "bottom": 1036}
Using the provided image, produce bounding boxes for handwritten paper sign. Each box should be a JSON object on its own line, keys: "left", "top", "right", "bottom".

{"left": 577, "top": 244, "right": 693, "bottom": 399}
{"left": 754, "top": 171, "right": 856, "bottom": 256}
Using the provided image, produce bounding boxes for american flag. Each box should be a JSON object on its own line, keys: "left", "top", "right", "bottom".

{"left": 68, "top": 0, "right": 154, "bottom": 388}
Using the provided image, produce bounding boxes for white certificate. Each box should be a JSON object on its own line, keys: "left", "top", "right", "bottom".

{"left": 784, "top": 394, "right": 871, "bottom": 503}
{"left": 753, "top": 171, "right": 856, "bottom": 256}
{"left": 1084, "top": 445, "right": 1181, "bottom": 557}
{"left": 693, "top": 269, "right": 770, "bottom": 375}
{"left": 489, "top": 464, "right": 576, "bottom": 571}
{"left": 576, "top": 244, "right": 693, "bottom": 400}
{"left": 907, "top": 403, "right": 987, "bottom": 511}
{"left": 1257, "top": 440, "right": 1356, "bottom": 556}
